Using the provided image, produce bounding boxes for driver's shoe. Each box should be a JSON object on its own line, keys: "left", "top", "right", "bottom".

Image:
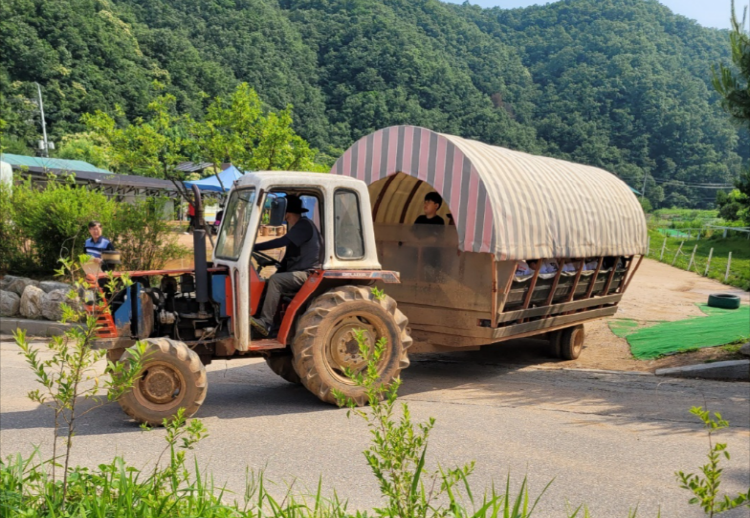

{"left": 251, "top": 317, "right": 270, "bottom": 338}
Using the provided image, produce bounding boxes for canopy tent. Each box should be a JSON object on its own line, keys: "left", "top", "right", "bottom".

{"left": 183, "top": 165, "right": 245, "bottom": 192}
{"left": 331, "top": 125, "right": 647, "bottom": 261}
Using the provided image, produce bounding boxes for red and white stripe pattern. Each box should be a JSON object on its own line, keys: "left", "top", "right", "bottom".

{"left": 332, "top": 125, "right": 647, "bottom": 260}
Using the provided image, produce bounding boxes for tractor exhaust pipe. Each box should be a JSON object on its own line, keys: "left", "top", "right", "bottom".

{"left": 191, "top": 184, "right": 209, "bottom": 306}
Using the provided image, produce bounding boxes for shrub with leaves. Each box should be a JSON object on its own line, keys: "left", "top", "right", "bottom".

{"left": 110, "top": 196, "right": 189, "bottom": 271}
{"left": 9, "top": 176, "right": 116, "bottom": 274}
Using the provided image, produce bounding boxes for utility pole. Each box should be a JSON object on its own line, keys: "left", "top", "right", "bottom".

{"left": 35, "top": 82, "right": 49, "bottom": 158}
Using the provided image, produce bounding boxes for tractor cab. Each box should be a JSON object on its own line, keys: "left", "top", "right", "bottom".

{"left": 213, "top": 172, "right": 391, "bottom": 351}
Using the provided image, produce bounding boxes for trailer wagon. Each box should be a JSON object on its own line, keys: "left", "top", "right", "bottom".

{"left": 331, "top": 125, "right": 648, "bottom": 358}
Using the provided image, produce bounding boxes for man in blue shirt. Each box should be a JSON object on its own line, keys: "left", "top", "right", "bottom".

{"left": 84, "top": 221, "right": 114, "bottom": 265}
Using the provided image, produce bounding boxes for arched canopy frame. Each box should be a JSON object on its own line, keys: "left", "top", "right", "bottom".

{"left": 331, "top": 125, "right": 647, "bottom": 261}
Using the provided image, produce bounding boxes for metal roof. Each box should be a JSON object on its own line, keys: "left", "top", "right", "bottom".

{"left": 332, "top": 125, "right": 648, "bottom": 260}
{"left": 0, "top": 153, "right": 112, "bottom": 174}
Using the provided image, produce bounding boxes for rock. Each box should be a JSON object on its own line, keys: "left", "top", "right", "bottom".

{"left": 0, "top": 290, "right": 20, "bottom": 317}
{"left": 39, "top": 281, "right": 72, "bottom": 294}
{"left": 8, "top": 278, "right": 40, "bottom": 297}
{"left": 19, "top": 285, "right": 45, "bottom": 320}
{"left": 740, "top": 342, "right": 750, "bottom": 357}
{"left": 0, "top": 275, "right": 21, "bottom": 290}
{"left": 41, "top": 289, "right": 71, "bottom": 321}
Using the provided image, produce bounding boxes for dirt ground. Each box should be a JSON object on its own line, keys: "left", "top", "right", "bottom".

{"left": 579, "top": 258, "right": 749, "bottom": 371}
{"left": 167, "top": 228, "right": 748, "bottom": 372}
{"left": 459, "top": 258, "right": 750, "bottom": 372}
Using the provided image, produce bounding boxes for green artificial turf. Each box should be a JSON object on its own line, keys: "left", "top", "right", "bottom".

{"left": 608, "top": 304, "right": 749, "bottom": 359}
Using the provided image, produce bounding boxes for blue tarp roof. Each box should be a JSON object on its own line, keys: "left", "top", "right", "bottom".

{"left": 183, "top": 165, "right": 245, "bottom": 192}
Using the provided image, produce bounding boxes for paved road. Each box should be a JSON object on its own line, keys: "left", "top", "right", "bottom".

{"left": 2, "top": 336, "right": 749, "bottom": 517}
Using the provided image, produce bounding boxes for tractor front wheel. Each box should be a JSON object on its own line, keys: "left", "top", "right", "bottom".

{"left": 117, "top": 338, "right": 207, "bottom": 426}
{"left": 292, "top": 285, "right": 412, "bottom": 406}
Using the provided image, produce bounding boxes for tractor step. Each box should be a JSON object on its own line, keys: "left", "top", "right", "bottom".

{"left": 248, "top": 339, "right": 285, "bottom": 351}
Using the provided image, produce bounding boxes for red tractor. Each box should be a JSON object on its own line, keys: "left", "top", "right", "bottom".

{"left": 94, "top": 173, "right": 412, "bottom": 425}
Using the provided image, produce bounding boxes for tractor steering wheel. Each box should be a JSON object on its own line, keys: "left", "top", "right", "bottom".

{"left": 252, "top": 250, "right": 282, "bottom": 268}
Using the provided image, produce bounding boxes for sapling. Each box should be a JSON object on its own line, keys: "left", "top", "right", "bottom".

{"left": 13, "top": 255, "right": 145, "bottom": 504}
{"left": 676, "top": 406, "right": 750, "bottom": 517}
{"left": 333, "top": 321, "right": 550, "bottom": 518}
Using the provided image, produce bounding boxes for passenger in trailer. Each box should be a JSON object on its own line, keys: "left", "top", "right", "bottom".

{"left": 414, "top": 192, "right": 445, "bottom": 225}
{"left": 250, "top": 195, "right": 322, "bottom": 338}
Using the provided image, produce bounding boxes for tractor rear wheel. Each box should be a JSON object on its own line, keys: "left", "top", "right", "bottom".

{"left": 265, "top": 354, "right": 301, "bottom": 384}
{"left": 117, "top": 338, "right": 207, "bottom": 426}
{"left": 292, "top": 285, "right": 412, "bottom": 406}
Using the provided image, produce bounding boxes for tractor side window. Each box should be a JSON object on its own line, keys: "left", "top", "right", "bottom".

{"left": 215, "top": 189, "right": 256, "bottom": 260}
{"left": 334, "top": 189, "right": 364, "bottom": 259}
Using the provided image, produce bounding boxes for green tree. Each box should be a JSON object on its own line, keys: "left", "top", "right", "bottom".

{"left": 713, "top": 1, "right": 750, "bottom": 219}
{"left": 713, "top": 1, "right": 750, "bottom": 127}
{"left": 193, "top": 83, "right": 322, "bottom": 174}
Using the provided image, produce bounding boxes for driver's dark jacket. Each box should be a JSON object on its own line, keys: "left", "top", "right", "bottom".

{"left": 254, "top": 218, "right": 322, "bottom": 272}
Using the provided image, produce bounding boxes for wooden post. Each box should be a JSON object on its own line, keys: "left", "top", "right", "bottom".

{"left": 725, "top": 252, "right": 732, "bottom": 281}
{"left": 584, "top": 256, "right": 604, "bottom": 299}
{"left": 687, "top": 245, "right": 697, "bottom": 272}
{"left": 621, "top": 255, "right": 644, "bottom": 294}
{"left": 543, "top": 258, "right": 565, "bottom": 307}
{"left": 672, "top": 241, "right": 684, "bottom": 266}
{"left": 704, "top": 248, "right": 714, "bottom": 276}
{"left": 660, "top": 237, "right": 667, "bottom": 261}
{"left": 491, "top": 256, "right": 498, "bottom": 328}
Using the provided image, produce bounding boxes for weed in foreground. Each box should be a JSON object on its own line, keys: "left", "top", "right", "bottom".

{"left": 13, "top": 256, "right": 145, "bottom": 505}
{"left": 676, "top": 407, "right": 750, "bottom": 517}
{"left": 332, "top": 326, "right": 551, "bottom": 518}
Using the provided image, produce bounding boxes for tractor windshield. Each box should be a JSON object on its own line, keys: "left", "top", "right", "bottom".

{"left": 215, "top": 188, "right": 256, "bottom": 260}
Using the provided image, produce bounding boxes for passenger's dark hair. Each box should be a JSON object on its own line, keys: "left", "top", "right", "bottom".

{"left": 88, "top": 221, "right": 102, "bottom": 229}
{"left": 424, "top": 191, "right": 443, "bottom": 208}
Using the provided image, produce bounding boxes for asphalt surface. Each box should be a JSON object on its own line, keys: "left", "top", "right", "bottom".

{"left": 1, "top": 335, "right": 749, "bottom": 517}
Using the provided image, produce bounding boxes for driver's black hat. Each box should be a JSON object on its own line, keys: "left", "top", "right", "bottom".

{"left": 285, "top": 195, "right": 309, "bottom": 214}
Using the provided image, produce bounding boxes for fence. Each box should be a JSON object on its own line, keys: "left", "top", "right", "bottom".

{"left": 645, "top": 235, "right": 743, "bottom": 284}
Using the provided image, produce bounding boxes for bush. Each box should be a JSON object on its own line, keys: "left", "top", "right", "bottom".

{"left": 9, "top": 176, "right": 116, "bottom": 274}
{"left": 0, "top": 183, "right": 25, "bottom": 274}
{"left": 110, "top": 197, "right": 189, "bottom": 271}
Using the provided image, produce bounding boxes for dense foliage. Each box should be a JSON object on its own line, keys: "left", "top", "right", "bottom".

{"left": 1, "top": 0, "right": 748, "bottom": 209}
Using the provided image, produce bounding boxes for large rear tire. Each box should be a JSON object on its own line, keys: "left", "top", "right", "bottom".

{"left": 292, "top": 285, "right": 412, "bottom": 406}
{"left": 265, "top": 354, "right": 301, "bottom": 384}
{"left": 117, "top": 338, "right": 207, "bottom": 426}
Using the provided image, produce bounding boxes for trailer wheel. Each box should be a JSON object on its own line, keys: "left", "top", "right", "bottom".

{"left": 548, "top": 331, "right": 562, "bottom": 358}
{"left": 292, "top": 285, "right": 412, "bottom": 406}
{"left": 265, "top": 354, "right": 301, "bottom": 384}
{"left": 559, "top": 325, "right": 584, "bottom": 361}
{"left": 117, "top": 338, "right": 207, "bottom": 426}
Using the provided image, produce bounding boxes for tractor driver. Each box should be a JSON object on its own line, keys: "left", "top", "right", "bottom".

{"left": 250, "top": 195, "right": 322, "bottom": 337}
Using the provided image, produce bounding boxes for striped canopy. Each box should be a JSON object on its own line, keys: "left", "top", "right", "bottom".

{"left": 331, "top": 125, "right": 647, "bottom": 261}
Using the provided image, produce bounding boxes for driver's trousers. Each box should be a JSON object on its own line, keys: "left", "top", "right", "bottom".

{"left": 259, "top": 271, "right": 309, "bottom": 327}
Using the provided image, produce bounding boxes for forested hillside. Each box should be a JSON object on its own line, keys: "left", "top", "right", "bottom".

{"left": 1, "top": 0, "right": 745, "bottom": 208}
